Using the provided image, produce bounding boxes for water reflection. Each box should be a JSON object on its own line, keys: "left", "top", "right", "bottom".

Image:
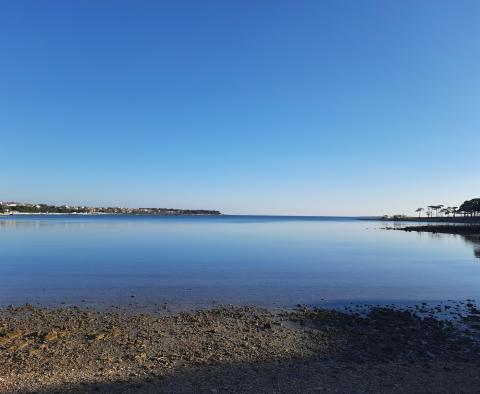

{"left": 463, "top": 236, "right": 480, "bottom": 259}
{"left": 0, "top": 218, "right": 87, "bottom": 230}
{"left": 417, "top": 232, "right": 480, "bottom": 259}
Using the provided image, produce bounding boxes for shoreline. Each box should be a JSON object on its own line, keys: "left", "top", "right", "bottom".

{"left": 401, "top": 224, "right": 480, "bottom": 236}
{"left": 1, "top": 302, "right": 480, "bottom": 393}
{"left": 363, "top": 216, "right": 480, "bottom": 224}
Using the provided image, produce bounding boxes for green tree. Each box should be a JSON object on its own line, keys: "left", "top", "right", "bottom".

{"left": 428, "top": 205, "right": 443, "bottom": 217}
{"left": 458, "top": 199, "right": 480, "bottom": 217}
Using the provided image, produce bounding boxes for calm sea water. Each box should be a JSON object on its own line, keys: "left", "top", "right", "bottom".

{"left": 0, "top": 215, "right": 479, "bottom": 309}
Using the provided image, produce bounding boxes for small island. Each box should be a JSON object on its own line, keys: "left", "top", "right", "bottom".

{"left": 0, "top": 201, "right": 221, "bottom": 216}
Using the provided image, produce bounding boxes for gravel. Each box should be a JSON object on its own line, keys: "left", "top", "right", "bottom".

{"left": 1, "top": 304, "right": 480, "bottom": 393}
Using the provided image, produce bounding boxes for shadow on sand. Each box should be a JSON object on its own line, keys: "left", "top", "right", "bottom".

{"left": 23, "top": 355, "right": 480, "bottom": 394}
{"left": 16, "top": 307, "right": 480, "bottom": 394}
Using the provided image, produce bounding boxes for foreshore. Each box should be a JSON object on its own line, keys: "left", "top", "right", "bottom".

{"left": 402, "top": 224, "right": 480, "bottom": 236}
{"left": 1, "top": 303, "right": 480, "bottom": 393}
{"left": 376, "top": 216, "right": 480, "bottom": 224}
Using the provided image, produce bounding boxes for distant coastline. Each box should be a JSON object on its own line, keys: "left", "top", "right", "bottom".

{"left": 362, "top": 197, "right": 480, "bottom": 224}
{"left": 0, "top": 201, "right": 221, "bottom": 216}
{"left": 372, "top": 216, "right": 480, "bottom": 224}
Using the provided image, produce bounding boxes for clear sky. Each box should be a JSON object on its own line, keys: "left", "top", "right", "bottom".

{"left": 1, "top": 1, "right": 479, "bottom": 215}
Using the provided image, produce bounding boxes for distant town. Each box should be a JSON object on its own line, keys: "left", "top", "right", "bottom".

{"left": 0, "top": 201, "right": 221, "bottom": 216}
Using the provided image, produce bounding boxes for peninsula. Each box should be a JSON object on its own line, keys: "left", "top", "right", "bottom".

{"left": 378, "top": 198, "right": 480, "bottom": 223}
{"left": 0, "top": 201, "right": 221, "bottom": 216}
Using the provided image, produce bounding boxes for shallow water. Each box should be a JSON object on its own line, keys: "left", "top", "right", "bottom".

{"left": 0, "top": 215, "right": 479, "bottom": 309}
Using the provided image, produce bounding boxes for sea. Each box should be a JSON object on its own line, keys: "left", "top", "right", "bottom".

{"left": 0, "top": 215, "right": 479, "bottom": 310}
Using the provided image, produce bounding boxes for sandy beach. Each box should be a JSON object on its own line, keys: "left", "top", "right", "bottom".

{"left": 1, "top": 303, "right": 480, "bottom": 393}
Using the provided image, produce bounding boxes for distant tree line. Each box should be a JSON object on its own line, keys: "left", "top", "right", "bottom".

{"left": 458, "top": 198, "right": 480, "bottom": 216}
{"left": 415, "top": 198, "right": 480, "bottom": 218}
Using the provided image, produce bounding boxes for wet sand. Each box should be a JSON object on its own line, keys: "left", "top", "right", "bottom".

{"left": 1, "top": 303, "right": 480, "bottom": 393}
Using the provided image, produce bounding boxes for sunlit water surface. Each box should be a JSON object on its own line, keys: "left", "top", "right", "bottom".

{"left": 0, "top": 215, "right": 479, "bottom": 309}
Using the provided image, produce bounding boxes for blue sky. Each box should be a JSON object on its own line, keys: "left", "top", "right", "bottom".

{"left": 1, "top": 1, "right": 479, "bottom": 215}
